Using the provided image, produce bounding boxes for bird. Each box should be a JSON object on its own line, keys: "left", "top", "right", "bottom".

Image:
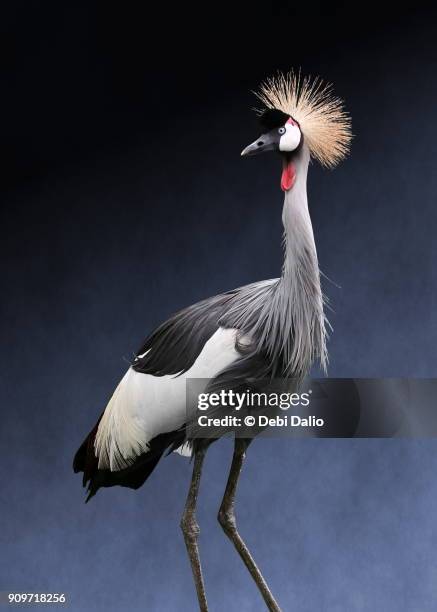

{"left": 73, "top": 70, "right": 352, "bottom": 612}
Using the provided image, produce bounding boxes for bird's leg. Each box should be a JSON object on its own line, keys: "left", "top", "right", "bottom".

{"left": 180, "top": 446, "right": 209, "bottom": 612}
{"left": 218, "top": 439, "right": 281, "bottom": 612}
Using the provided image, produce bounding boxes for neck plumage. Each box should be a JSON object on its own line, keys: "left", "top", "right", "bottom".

{"left": 220, "top": 145, "right": 328, "bottom": 380}
{"left": 276, "top": 145, "right": 328, "bottom": 378}
{"left": 281, "top": 146, "right": 317, "bottom": 283}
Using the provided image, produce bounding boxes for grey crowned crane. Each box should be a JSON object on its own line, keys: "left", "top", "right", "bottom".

{"left": 73, "top": 71, "right": 352, "bottom": 611}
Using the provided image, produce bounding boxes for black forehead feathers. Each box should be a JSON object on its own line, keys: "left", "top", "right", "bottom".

{"left": 258, "top": 108, "right": 290, "bottom": 131}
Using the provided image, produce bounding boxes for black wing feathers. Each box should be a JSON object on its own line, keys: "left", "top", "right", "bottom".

{"left": 132, "top": 291, "right": 237, "bottom": 376}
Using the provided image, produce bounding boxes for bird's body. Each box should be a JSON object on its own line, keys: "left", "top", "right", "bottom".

{"left": 74, "top": 146, "right": 326, "bottom": 499}
{"left": 74, "top": 71, "right": 352, "bottom": 611}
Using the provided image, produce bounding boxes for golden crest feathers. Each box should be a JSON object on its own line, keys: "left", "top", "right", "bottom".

{"left": 255, "top": 70, "right": 352, "bottom": 168}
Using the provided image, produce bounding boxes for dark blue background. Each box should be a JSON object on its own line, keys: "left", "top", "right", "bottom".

{"left": 2, "top": 4, "right": 437, "bottom": 610}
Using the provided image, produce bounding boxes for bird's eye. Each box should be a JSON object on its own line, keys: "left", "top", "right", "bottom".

{"left": 278, "top": 127, "right": 286, "bottom": 135}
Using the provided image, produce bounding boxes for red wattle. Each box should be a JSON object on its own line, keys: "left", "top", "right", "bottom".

{"left": 281, "top": 162, "right": 296, "bottom": 191}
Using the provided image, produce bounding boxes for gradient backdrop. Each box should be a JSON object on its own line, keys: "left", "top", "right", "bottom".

{"left": 2, "top": 4, "right": 437, "bottom": 611}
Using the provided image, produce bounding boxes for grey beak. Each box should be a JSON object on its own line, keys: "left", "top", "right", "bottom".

{"left": 241, "top": 131, "right": 280, "bottom": 157}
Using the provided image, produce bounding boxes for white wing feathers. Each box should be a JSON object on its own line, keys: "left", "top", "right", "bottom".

{"left": 94, "top": 327, "right": 241, "bottom": 471}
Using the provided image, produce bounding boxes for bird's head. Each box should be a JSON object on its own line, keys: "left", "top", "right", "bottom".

{"left": 241, "top": 108, "right": 303, "bottom": 191}
{"left": 241, "top": 71, "right": 352, "bottom": 191}
{"left": 241, "top": 108, "right": 303, "bottom": 158}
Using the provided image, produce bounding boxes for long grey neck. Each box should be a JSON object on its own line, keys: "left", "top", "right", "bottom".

{"left": 276, "top": 145, "right": 327, "bottom": 377}
{"left": 281, "top": 146, "right": 318, "bottom": 285}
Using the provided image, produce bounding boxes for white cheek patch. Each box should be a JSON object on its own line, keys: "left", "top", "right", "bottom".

{"left": 279, "top": 124, "right": 301, "bottom": 152}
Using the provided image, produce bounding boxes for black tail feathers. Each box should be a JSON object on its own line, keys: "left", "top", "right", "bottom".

{"left": 73, "top": 421, "right": 186, "bottom": 502}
